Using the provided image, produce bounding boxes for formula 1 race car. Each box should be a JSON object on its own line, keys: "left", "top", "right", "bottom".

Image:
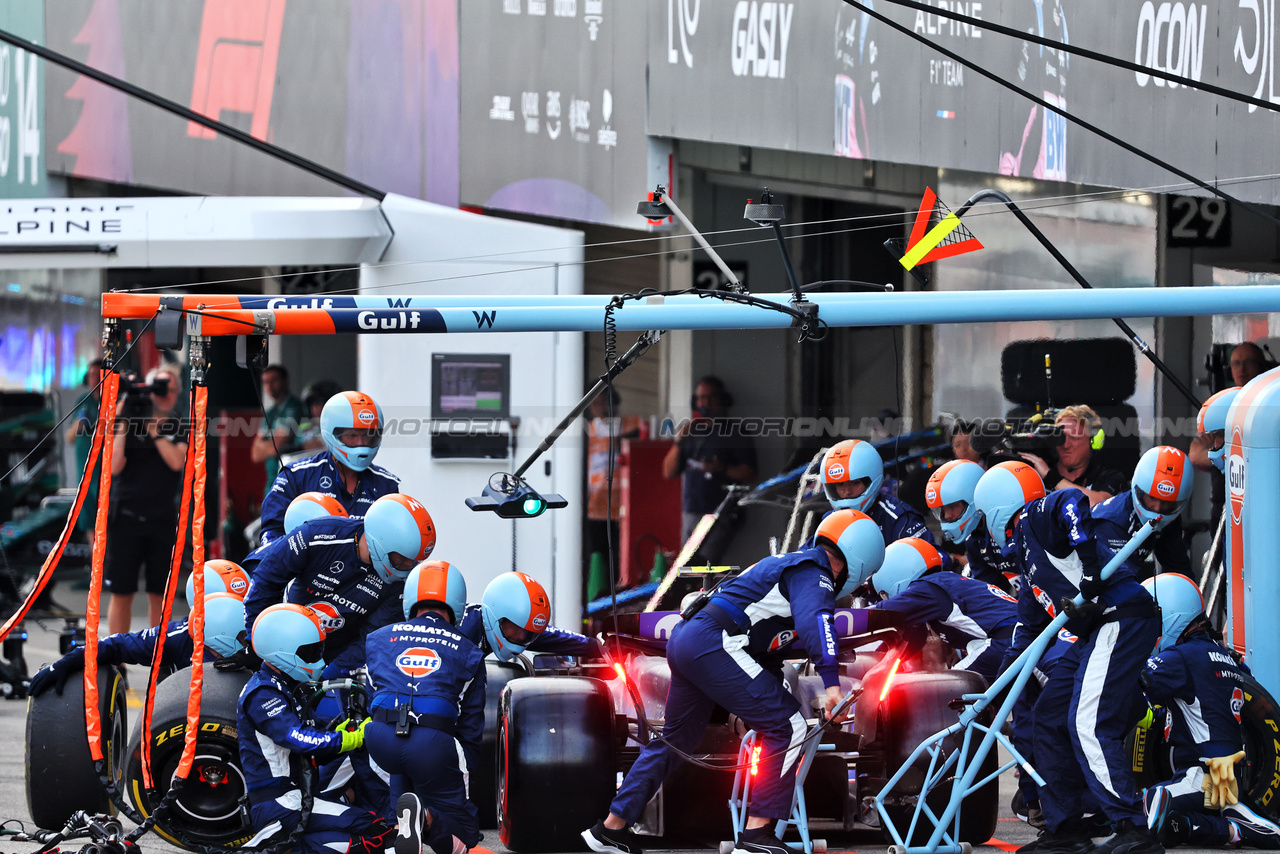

{"left": 494, "top": 601, "right": 1001, "bottom": 852}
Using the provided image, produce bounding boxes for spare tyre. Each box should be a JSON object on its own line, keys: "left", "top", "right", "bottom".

{"left": 498, "top": 676, "right": 615, "bottom": 851}
{"left": 123, "top": 664, "right": 253, "bottom": 850}
{"left": 26, "top": 663, "right": 128, "bottom": 829}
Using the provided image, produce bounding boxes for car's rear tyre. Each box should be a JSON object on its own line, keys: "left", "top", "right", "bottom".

{"left": 498, "top": 676, "right": 615, "bottom": 851}
{"left": 877, "top": 671, "right": 998, "bottom": 846}
{"left": 26, "top": 664, "right": 128, "bottom": 829}
{"left": 123, "top": 665, "right": 253, "bottom": 851}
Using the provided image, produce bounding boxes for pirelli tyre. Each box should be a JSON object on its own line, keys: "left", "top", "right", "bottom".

{"left": 877, "top": 671, "right": 999, "bottom": 846}
{"left": 498, "top": 676, "right": 615, "bottom": 851}
{"left": 26, "top": 663, "right": 128, "bottom": 829}
{"left": 1129, "top": 673, "right": 1280, "bottom": 820}
{"left": 123, "top": 664, "right": 253, "bottom": 850}
{"left": 474, "top": 659, "right": 527, "bottom": 827}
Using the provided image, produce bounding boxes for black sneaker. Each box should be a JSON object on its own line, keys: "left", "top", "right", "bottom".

{"left": 395, "top": 792, "right": 425, "bottom": 854}
{"left": 1092, "top": 819, "right": 1164, "bottom": 854}
{"left": 1224, "top": 803, "right": 1280, "bottom": 849}
{"left": 732, "top": 827, "right": 791, "bottom": 854}
{"left": 582, "top": 821, "right": 643, "bottom": 854}
{"left": 1016, "top": 830, "right": 1095, "bottom": 854}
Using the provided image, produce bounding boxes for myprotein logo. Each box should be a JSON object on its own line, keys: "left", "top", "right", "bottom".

{"left": 731, "top": 2, "right": 794, "bottom": 79}
{"left": 396, "top": 647, "right": 442, "bottom": 678}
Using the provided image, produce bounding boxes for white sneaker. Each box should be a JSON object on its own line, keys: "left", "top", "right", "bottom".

{"left": 395, "top": 792, "right": 425, "bottom": 854}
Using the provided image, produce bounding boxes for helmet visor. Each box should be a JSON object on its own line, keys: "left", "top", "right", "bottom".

{"left": 296, "top": 638, "right": 326, "bottom": 664}
{"left": 498, "top": 617, "right": 540, "bottom": 648}
{"left": 932, "top": 499, "right": 969, "bottom": 525}
{"left": 333, "top": 426, "right": 383, "bottom": 448}
{"left": 831, "top": 478, "right": 871, "bottom": 501}
{"left": 1137, "top": 489, "right": 1183, "bottom": 517}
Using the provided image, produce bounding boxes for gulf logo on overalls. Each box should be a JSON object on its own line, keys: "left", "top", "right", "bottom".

{"left": 1231, "top": 687, "right": 1244, "bottom": 724}
{"left": 397, "top": 647, "right": 442, "bottom": 677}
{"left": 309, "top": 602, "right": 345, "bottom": 634}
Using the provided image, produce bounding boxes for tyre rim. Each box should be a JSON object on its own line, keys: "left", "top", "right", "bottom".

{"left": 168, "top": 749, "right": 249, "bottom": 824}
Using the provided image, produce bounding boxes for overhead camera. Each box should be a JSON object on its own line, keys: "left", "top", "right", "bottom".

{"left": 465, "top": 472, "right": 567, "bottom": 519}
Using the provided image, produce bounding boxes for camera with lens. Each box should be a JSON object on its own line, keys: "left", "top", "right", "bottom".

{"left": 968, "top": 411, "right": 1065, "bottom": 465}
{"left": 118, "top": 371, "right": 171, "bottom": 420}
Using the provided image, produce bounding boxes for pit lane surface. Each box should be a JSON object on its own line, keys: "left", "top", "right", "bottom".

{"left": 0, "top": 585, "right": 1223, "bottom": 854}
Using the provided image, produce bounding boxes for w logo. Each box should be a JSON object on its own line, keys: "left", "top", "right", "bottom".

{"left": 473, "top": 310, "right": 496, "bottom": 329}
{"left": 387, "top": 297, "right": 412, "bottom": 308}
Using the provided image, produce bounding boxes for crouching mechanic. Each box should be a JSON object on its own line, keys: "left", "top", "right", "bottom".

{"left": 31, "top": 558, "right": 249, "bottom": 695}
{"left": 1141, "top": 573, "right": 1280, "bottom": 849}
{"left": 239, "top": 603, "right": 393, "bottom": 854}
{"left": 870, "top": 537, "right": 1017, "bottom": 680}
{"left": 582, "top": 509, "right": 885, "bottom": 854}
{"left": 366, "top": 562, "right": 484, "bottom": 854}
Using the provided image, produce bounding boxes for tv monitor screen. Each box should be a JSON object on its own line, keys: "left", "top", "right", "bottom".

{"left": 431, "top": 353, "right": 510, "bottom": 420}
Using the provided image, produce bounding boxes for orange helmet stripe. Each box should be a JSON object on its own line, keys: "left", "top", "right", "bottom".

{"left": 1151, "top": 446, "right": 1187, "bottom": 496}
{"left": 515, "top": 571, "right": 550, "bottom": 631}
{"left": 901, "top": 537, "right": 943, "bottom": 571}
{"left": 822, "top": 440, "right": 859, "bottom": 484}
{"left": 414, "top": 561, "right": 452, "bottom": 604}
{"left": 1002, "top": 461, "right": 1047, "bottom": 503}
{"left": 344, "top": 391, "right": 380, "bottom": 431}
{"left": 925, "top": 460, "right": 962, "bottom": 508}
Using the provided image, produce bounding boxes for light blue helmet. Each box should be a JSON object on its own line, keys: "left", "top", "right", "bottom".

{"left": 821, "top": 440, "right": 885, "bottom": 513}
{"left": 1131, "top": 446, "right": 1194, "bottom": 531}
{"left": 481, "top": 572, "right": 550, "bottom": 662}
{"left": 870, "top": 538, "right": 944, "bottom": 600}
{"left": 1197, "top": 388, "right": 1241, "bottom": 473}
{"left": 196, "top": 593, "right": 247, "bottom": 658}
{"left": 363, "top": 494, "right": 436, "bottom": 582}
{"left": 973, "top": 462, "right": 1046, "bottom": 555}
{"left": 814, "top": 509, "right": 886, "bottom": 597}
{"left": 1141, "top": 572, "right": 1204, "bottom": 652}
{"left": 320, "top": 391, "right": 384, "bottom": 472}
{"left": 403, "top": 560, "right": 467, "bottom": 623}
{"left": 251, "top": 603, "right": 326, "bottom": 682}
{"left": 284, "top": 492, "right": 348, "bottom": 537}
{"left": 925, "top": 460, "right": 986, "bottom": 544}
{"left": 184, "top": 560, "right": 250, "bottom": 609}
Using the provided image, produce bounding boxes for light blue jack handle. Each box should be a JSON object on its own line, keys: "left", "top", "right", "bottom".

{"left": 915, "top": 520, "right": 1158, "bottom": 851}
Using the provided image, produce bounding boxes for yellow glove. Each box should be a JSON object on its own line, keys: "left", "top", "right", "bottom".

{"left": 1201, "top": 750, "right": 1246, "bottom": 809}
{"left": 338, "top": 717, "right": 370, "bottom": 754}
{"left": 1137, "top": 707, "right": 1155, "bottom": 731}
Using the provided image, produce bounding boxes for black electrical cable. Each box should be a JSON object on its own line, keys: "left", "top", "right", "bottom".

{"left": 870, "top": 0, "right": 1280, "bottom": 116}
{"left": 0, "top": 28, "right": 385, "bottom": 200}
{"left": 842, "top": 0, "right": 1280, "bottom": 233}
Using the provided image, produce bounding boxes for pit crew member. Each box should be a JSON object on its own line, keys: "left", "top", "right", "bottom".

{"left": 924, "top": 459, "right": 1016, "bottom": 592}
{"left": 1090, "top": 446, "right": 1193, "bottom": 580}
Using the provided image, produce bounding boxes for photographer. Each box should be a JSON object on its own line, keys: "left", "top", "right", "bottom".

{"left": 1022, "top": 405, "right": 1127, "bottom": 506}
{"left": 105, "top": 363, "right": 188, "bottom": 635}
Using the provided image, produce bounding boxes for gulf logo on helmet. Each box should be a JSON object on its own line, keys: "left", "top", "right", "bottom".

{"left": 1155, "top": 479, "right": 1176, "bottom": 498}
{"left": 827, "top": 463, "right": 846, "bottom": 481}
{"left": 514, "top": 571, "right": 551, "bottom": 631}
{"left": 1231, "top": 687, "right": 1244, "bottom": 723}
{"left": 229, "top": 577, "right": 248, "bottom": 595}
{"left": 357, "top": 409, "right": 375, "bottom": 425}
{"left": 925, "top": 485, "right": 938, "bottom": 504}
{"left": 309, "top": 602, "right": 345, "bottom": 634}
{"left": 396, "top": 647, "right": 442, "bottom": 678}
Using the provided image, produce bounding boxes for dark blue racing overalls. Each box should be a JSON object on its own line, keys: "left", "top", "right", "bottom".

{"left": 237, "top": 666, "right": 389, "bottom": 854}
{"left": 258, "top": 451, "right": 399, "bottom": 548}
{"left": 244, "top": 516, "right": 403, "bottom": 814}
{"left": 365, "top": 614, "right": 486, "bottom": 854}
{"left": 875, "top": 570, "right": 1017, "bottom": 679}
{"left": 1091, "top": 492, "right": 1192, "bottom": 579}
{"left": 1141, "top": 631, "right": 1280, "bottom": 846}
{"left": 964, "top": 520, "right": 1019, "bottom": 592}
{"left": 608, "top": 547, "right": 844, "bottom": 823}
{"left": 1033, "top": 493, "right": 1161, "bottom": 833}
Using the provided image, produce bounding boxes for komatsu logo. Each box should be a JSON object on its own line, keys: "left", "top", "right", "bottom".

{"left": 357, "top": 310, "right": 423, "bottom": 330}
{"left": 396, "top": 647, "right": 442, "bottom": 677}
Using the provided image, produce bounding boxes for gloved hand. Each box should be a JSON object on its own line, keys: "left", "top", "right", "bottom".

{"left": 1060, "top": 596, "right": 1104, "bottom": 622}
{"left": 338, "top": 717, "right": 370, "bottom": 754}
{"left": 1078, "top": 576, "right": 1106, "bottom": 601}
{"left": 214, "top": 645, "right": 261, "bottom": 673}
{"left": 1202, "top": 751, "right": 1246, "bottom": 809}
{"left": 28, "top": 647, "right": 87, "bottom": 697}
{"left": 1137, "top": 705, "right": 1155, "bottom": 731}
